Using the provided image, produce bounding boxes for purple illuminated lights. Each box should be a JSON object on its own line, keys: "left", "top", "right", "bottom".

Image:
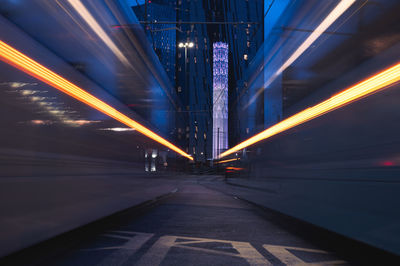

{"left": 213, "top": 42, "right": 228, "bottom": 158}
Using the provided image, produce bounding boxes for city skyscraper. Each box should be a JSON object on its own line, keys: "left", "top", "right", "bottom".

{"left": 175, "top": 0, "right": 263, "bottom": 161}
{"left": 132, "top": 0, "right": 264, "bottom": 161}
{"left": 212, "top": 42, "right": 229, "bottom": 158}
{"left": 132, "top": 1, "right": 176, "bottom": 86}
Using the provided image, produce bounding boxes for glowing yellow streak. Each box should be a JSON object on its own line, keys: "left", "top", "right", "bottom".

{"left": 246, "top": 0, "right": 355, "bottom": 108}
{"left": 66, "top": 0, "right": 130, "bottom": 66}
{"left": 220, "top": 62, "right": 400, "bottom": 159}
{"left": 215, "top": 158, "right": 239, "bottom": 164}
{"left": 226, "top": 167, "right": 244, "bottom": 171}
{"left": 0, "top": 40, "right": 193, "bottom": 160}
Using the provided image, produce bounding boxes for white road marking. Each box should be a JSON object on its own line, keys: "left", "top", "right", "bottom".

{"left": 136, "top": 235, "right": 177, "bottom": 266}
{"left": 263, "top": 244, "right": 347, "bottom": 265}
{"left": 79, "top": 230, "right": 347, "bottom": 265}
{"left": 82, "top": 231, "right": 153, "bottom": 266}
{"left": 137, "top": 235, "right": 271, "bottom": 266}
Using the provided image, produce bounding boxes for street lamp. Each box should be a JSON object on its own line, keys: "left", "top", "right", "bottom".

{"left": 178, "top": 41, "right": 194, "bottom": 158}
{"left": 178, "top": 42, "right": 194, "bottom": 92}
{"left": 178, "top": 42, "right": 194, "bottom": 70}
{"left": 179, "top": 42, "right": 194, "bottom": 48}
{"left": 178, "top": 42, "right": 194, "bottom": 90}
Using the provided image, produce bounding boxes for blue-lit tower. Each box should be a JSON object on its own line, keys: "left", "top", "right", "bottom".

{"left": 212, "top": 42, "right": 229, "bottom": 158}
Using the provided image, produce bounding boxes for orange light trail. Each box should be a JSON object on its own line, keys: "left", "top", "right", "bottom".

{"left": 0, "top": 40, "right": 193, "bottom": 160}
{"left": 220, "top": 62, "right": 400, "bottom": 159}
{"left": 215, "top": 158, "right": 240, "bottom": 164}
{"left": 226, "top": 167, "right": 244, "bottom": 171}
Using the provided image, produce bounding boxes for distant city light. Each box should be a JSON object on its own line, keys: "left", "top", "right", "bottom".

{"left": 99, "top": 127, "right": 136, "bottom": 132}
{"left": 219, "top": 62, "right": 400, "bottom": 159}
{"left": 178, "top": 42, "right": 194, "bottom": 48}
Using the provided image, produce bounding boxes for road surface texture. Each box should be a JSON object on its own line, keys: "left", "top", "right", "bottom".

{"left": 2, "top": 175, "right": 398, "bottom": 265}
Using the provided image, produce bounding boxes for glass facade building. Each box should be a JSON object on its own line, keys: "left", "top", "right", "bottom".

{"left": 132, "top": 0, "right": 264, "bottom": 161}
{"left": 132, "top": 2, "right": 176, "bottom": 86}
{"left": 212, "top": 42, "right": 228, "bottom": 158}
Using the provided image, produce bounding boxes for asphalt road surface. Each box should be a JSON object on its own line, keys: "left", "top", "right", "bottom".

{"left": 3, "top": 176, "right": 399, "bottom": 265}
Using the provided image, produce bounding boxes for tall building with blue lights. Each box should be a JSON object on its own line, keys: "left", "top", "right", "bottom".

{"left": 132, "top": 0, "right": 264, "bottom": 161}
{"left": 212, "top": 42, "right": 228, "bottom": 158}
{"left": 132, "top": 2, "right": 176, "bottom": 86}
{"left": 175, "top": 0, "right": 263, "bottom": 161}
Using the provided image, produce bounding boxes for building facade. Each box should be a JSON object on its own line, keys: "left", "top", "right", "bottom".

{"left": 212, "top": 42, "right": 229, "bottom": 158}
{"left": 132, "top": 2, "right": 176, "bottom": 86}
{"left": 132, "top": 0, "right": 264, "bottom": 161}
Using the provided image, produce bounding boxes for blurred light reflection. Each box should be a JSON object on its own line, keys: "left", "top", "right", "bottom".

{"left": 245, "top": 0, "right": 356, "bottom": 109}
{"left": 66, "top": 0, "right": 130, "bottom": 66}
{"left": 99, "top": 127, "right": 135, "bottom": 132}
{"left": 220, "top": 62, "right": 400, "bottom": 158}
{"left": 0, "top": 40, "right": 193, "bottom": 160}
